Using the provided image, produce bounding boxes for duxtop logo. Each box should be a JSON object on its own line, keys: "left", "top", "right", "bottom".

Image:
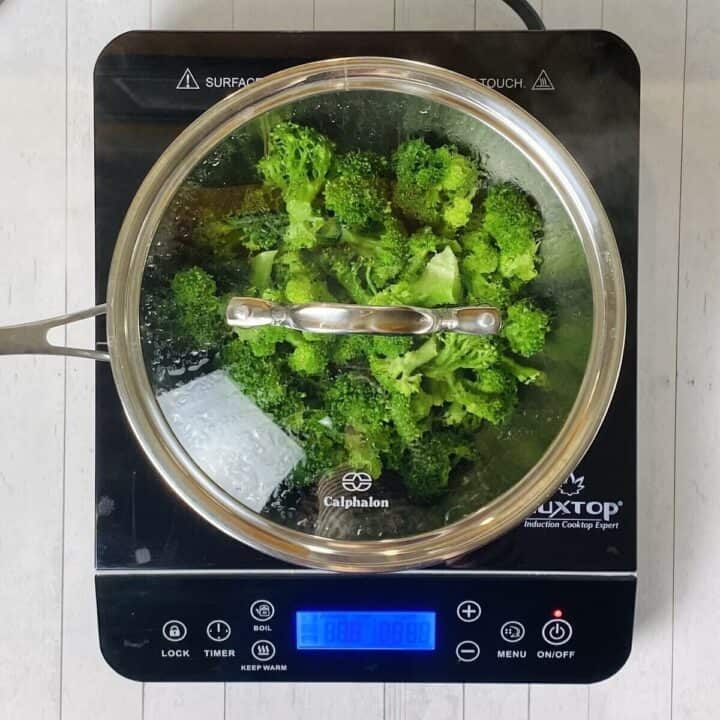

{"left": 524, "top": 471, "right": 623, "bottom": 532}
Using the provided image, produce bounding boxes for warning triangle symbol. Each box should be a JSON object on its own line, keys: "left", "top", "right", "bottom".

{"left": 532, "top": 69, "right": 555, "bottom": 91}
{"left": 176, "top": 68, "right": 200, "bottom": 91}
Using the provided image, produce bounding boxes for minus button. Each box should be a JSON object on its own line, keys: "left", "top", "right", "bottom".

{"left": 455, "top": 640, "right": 480, "bottom": 662}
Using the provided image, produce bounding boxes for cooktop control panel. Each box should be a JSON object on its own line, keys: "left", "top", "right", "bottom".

{"left": 97, "top": 574, "right": 634, "bottom": 683}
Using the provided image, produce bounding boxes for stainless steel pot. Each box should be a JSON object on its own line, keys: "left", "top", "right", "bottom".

{"left": 0, "top": 58, "right": 625, "bottom": 572}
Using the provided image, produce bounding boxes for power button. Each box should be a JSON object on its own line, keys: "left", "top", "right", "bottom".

{"left": 541, "top": 619, "right": 573, "bottom": 646}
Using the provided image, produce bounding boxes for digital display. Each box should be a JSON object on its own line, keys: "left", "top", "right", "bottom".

{"left": 296, "top": 611, "right": 436, "bottom": 651}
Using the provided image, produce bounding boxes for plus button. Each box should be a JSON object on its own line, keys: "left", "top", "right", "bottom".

{"left": 457, "top": 600, "right": 482, "bottom": 623}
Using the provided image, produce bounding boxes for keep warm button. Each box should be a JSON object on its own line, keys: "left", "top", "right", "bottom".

{"left": 541, "top": 619, "right": 573, "bottom": 646}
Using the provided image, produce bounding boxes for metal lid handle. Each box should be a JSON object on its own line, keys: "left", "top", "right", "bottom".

{"left": 226, "top": 298, "right": 502, "bottom": 336}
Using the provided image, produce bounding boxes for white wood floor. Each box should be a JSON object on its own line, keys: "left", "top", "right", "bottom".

{"left": 0, "top": 0, "right": 717, "bottom": 717}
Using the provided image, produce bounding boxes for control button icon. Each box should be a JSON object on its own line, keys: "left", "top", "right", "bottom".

{"left": 456, "top": 600, "right": 482, "bottom": 623}
{"left": 542, "top": 619, "right": 573, "bottom": 646}
{"left": 206, "top": 619, "right": 232, "bottom": 642}
{"left": 500, "top": 621, "right": 526, "bottom": 643}
{"left": 250, "top": 599, "right": 275, "bottom": 622}
{"left": 455, "top": 640, "right": 481, "bottom": 662}
{"left": 251, "top": 639, "right": 276, "bottom": 661}
{"left": 162, "top": 620, "right": 187, "bottom": 642}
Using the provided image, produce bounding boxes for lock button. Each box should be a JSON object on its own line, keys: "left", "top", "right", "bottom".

{"left": 162, "top": 620, "right": 187, "bottom": 642}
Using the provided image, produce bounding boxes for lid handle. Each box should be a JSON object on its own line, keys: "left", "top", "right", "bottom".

{"left": 226, "top": 298, "right": 502, "bottom": 336}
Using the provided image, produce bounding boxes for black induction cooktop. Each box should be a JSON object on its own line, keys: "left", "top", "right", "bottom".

{"left": 94, "top": 30, "right": 638, "bottom": 683}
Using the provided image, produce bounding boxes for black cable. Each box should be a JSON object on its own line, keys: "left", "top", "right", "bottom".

{"left": 499, "top": 0, "right": 546, "bottom": 30}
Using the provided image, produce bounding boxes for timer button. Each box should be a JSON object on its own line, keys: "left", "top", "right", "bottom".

{"left": 541, "top": 619, "right": 573, "bottom": 646}
{"left": 206, "top": 619, "right": 232, "bottom": 642}
{"left": 455, "top": 640, "right": 481, "bottom": 662}
{"left": 456, "top": 600, "right": 482, "bottom": 623}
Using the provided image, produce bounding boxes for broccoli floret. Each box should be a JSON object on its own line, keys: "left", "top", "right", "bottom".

{"left": 258, "top": 121, "right": 334, "bottom": 250}
{"left": 344, "top": 427, "right": 383, "bottom": 478}
{"left": 460, "top": 228, "right": 499, "bottom": 273}
{"left": 321, "top": 216, "right": 408, "bottom": 302}
{"left": 287, "top": 340, "right": 330, "bottom": 376}
{"left": 386, "top": 391, "right": 424, "bottom": 443}
{"left": 500, "top": 355, "right": 546, "bottom": 386}
{"left": 392, "top": 138, "right": 480, "bottom": 231}
{"left": 275, "top": 250, "right": 336, "bottom": 303}
{"left": 195, "top": 210, "right": 289, "bottom": 256}
{"left": 170, "top": 267, "right": 227, "bottom": 347}
{"left": 424, "top": 334, "right": 499, "bottom": 379}
{"left": 483, "top": 183, "right": 542, "bottom": 282}
{"left": 325, "top": 374, "right": 389, "bottom": 477}
{"left": 221, "top": 338, "right": 289, "bottom": 411}
{"left": 233, "top": 325, "right": 331, "bottom": 376}
{"left": 464, "top": 272, "right": 513, "bottom": 309}
{"left": 324, "top": 151, "right": 389, "bottom": 228}
{"left": 443, "top": 374, "right": 518, "bottom": 426}
{"left": 290, "top": 415, "right": 344, "bottom": 486}
{"left": 371, "top": 246, "right": 463, "bottom": 308}
{"left": 331, "top": 335, "right": 414, "bottom": 365}
{"left": 502, "top": 299, "right": 550, "bottom": 357}
{"left": 325, "top": 373, "right": 386, "bottom": 437}
{"left": 369, "top": 337, "right": 438, "bottom": 396}
{"left": 402, "top": 430, "right": 473, "bottom": 503}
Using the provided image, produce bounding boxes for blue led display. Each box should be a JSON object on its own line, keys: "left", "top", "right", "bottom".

{"left": 296, "top": 611, "right": 436, "bottom": 651}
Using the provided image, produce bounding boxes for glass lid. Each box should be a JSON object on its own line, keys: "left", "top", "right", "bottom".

{"left": 138, "top": 79, "right": 595, "bottom": 544}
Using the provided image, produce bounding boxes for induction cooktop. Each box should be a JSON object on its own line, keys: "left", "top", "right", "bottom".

{"left": 94, "top": 30, "right": 638, "bottom": 683}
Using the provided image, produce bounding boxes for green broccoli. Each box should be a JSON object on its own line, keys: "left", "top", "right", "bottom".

{"left": 170, "top": 267, "right": 227, "bottom": 347}
{"left": 402, "top": 430, "right": 473, "bottom": 502}
{"left": 371, "top": 246, "right": 463, "bottom": 307}
{"left": 145, "top": 121, "right": 554, "bottom": 507}
{"left": 324, "top": 151, "right": 389, "bottom": 228}
{"left": 424, "top": 334, "right": 499, "bottom": 378}
{"left": 258, "top": 121, "right": 334, "bottom": 250}
{"left": 195, "top": 210, "right": 288, "bottom": 256}
{"left": 501, "top": 299, "right": 551, "bottom": 357}
{"left": 369, "top": 337, "right": 438, "bottom": 396}
{"left": 392, "top": 138, "right": 480, "bottom": 231}
{"left": 483, "top": 183, "right": 542, "bottom": 282}
{"left": 221, "top": 338, "right": 291, "bottom": 411}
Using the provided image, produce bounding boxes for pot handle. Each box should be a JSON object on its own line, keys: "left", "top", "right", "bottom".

{"left": 0, "top": 304, "right": 110, "bottom": 362}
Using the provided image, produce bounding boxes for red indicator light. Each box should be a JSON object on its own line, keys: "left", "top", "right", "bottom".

{"left": 552, "top": 609, "right": 563, "bottom": 618}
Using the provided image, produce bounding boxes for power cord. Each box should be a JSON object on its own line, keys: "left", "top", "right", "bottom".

{"left": 500, "top": 0, "right": 546, "bottom": 30}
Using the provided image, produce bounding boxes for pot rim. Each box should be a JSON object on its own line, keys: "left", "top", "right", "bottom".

{"left": 106, "top": 56, "right": 626, "bottom": 573}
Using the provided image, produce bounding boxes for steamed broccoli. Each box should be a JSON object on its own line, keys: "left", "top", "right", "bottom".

{"left": 258, "top": 121, "right": 335, "bottom": 250}
{"left": 502, "top": 299, "right": 551, "bottom": 357}
{"left": 482, "top": 183, "right": 542, "bottom": 282}
{"left": 371, "top": 246, "right": 463, "bottom": 307}
{"left": 403, "top": 430, "right": 473, "bottom": 502}
{"left": 145, "top": 121, "right": 553, "bottom": 504}
{"left": 392, "top": 138, "right": 480, "bottom": 231}
{"left": 195, "top": 210, "right": 288, "bottom": 256}
{"left": 324, "top": 151, "right": 389, "bottom": 228}
{"left": 170, "top": 267, "right": 227, "bottom": 347}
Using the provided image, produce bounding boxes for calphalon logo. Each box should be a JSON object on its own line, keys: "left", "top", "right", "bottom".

{"left": 324, "top": 472, "right": 390, "bottom": 510}
{"left": 341, "top": 471, "right": 373, "bottom": 493}
{"left": 524, "top": 471, "right": 623, "bottom": 531}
